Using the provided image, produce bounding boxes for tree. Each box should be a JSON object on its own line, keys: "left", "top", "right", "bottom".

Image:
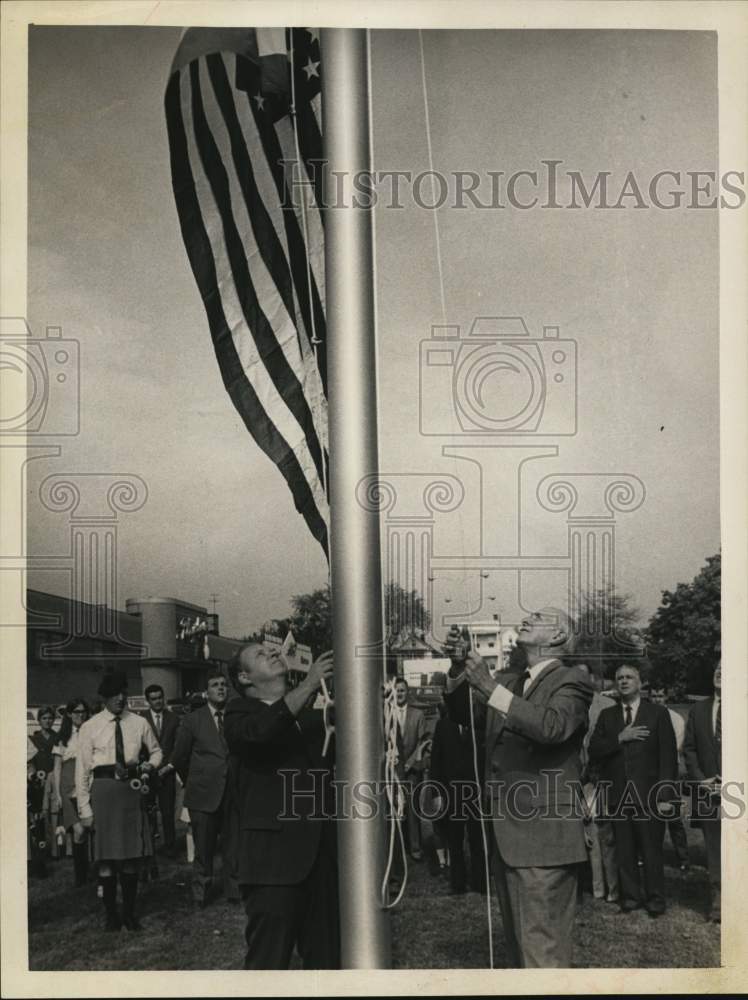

{"left": 646, "top": 553, "right": 721, "bottom": 696}
{"left": 383, "top": 582, "right": 431, "bottom": 637}
{"left": 285, "top": 586, "right": 333, "bottom": 657}
{"left": 246, "top": 581, "right": 432, "bottom": 659}
{"left": 572, "top": 586, "right": 644, "bottom": 679}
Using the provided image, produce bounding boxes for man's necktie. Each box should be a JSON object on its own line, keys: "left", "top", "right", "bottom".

{"left": 625, "top": 704, "right": 632, "bottom": 726}
{"left": 216, "top": 710, "right": 224, "bottom": 736}
{"left": 114, "top": 716, "right": 126, "bottom": 767}
{"left": 155, "top": 714, "right": 162, "bottom": 738}
{"left": 715, "top": 700, "right": 721, "bottom": 770}
{"left": 515, "top": 670, "right": 532, "bottom": 698}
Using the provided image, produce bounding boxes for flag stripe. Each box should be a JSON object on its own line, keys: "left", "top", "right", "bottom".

{"left": 187, "top": 58, "right": 327, "bottom": 489}
{"left": 236, "top": 81, "right": 328, "bottom": 390}
{"left": 229, "top": 61, "right": 328, "bottom": 394}
{"left": 165, "top": 71, "right": 329, "bottom": 554}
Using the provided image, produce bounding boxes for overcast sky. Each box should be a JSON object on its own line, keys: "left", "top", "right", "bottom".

{"left": 26, "top": 27, "right": 720, "bottom": 639}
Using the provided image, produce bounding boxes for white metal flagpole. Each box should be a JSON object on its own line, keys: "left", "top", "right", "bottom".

{"left": 321, "top": 27, "right": 391, "bottom": 969}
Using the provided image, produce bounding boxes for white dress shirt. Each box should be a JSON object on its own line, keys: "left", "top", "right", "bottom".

{"left": 53, "top": 727, "right": 82, "bottom": 763}
{"left": 488, "top": 658, "right": 556, "bottom": 715}
{"left": 207, "top": 702, "right": 226, "bottom": 732}
{"left": 75, "top": 709, "right": 162, "bottom": 820}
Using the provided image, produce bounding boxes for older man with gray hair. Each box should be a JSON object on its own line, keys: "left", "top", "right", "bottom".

{"left": 462, "top": 606, "right": 592, "bottom": 968}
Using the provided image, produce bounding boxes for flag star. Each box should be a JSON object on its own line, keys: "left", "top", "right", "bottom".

{"left": 307, "top": 28, "right": 319, "bottom": 43}
{"left": 253, "top": 93, "right": 265, "bottom": 111}
{"left": 303, "top": 57, "right": 320, "bottom": 80}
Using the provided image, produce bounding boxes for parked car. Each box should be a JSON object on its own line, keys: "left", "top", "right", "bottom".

{"left": 126, "top": 694, "right": 149, "bottom": 716}
{"left": 166, "top": 697, "right": 195, "bottom": 717}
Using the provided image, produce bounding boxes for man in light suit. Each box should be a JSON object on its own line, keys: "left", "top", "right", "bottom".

{"left": 463, "top": 607, "right": 592, "bottom": 968}
{"left": 143, "top": 684, "right": 181, "bottom": 858}
{"left": 683, "top": 661, "right": 722, "bottom": 922}
{"left": 171, "top": 668, "right": 237, "bottom": 906}
{"left": 393, "top": 677, "right": 428, "bottom": 860}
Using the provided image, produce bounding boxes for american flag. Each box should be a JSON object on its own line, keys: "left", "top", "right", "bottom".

{"left": 165, "top": 27, "right": 329, "bottom": 558}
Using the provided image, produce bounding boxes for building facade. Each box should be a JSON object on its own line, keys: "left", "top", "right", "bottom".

{"left": 28, "top": 589, "right": 214, "bottom": 704}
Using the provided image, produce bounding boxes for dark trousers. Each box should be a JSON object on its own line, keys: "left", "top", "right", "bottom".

{"left": 665, "top": 815, "right": 689, "bottom": 867}
{"left": 242, "top": 844, "right": 340, "bottom": 970}
{"left": 155, "top": 772, "right": 176, "bottom": 849}
{"left": 702, "top": 818, "right": 721, "bottom": 910}
{"left": 446, "top": 813, "right": 486, "bottom": 892}
{"left": 613, "top": 815, "right": 666, "bottom": 905}
{"left": 189, "top": 797, "right": 239, "bottom": 903}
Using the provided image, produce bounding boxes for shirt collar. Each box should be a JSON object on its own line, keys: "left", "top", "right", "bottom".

{"left": 623, "top": 696, "right": 640, "bottom": 713}
{"left": 527, "top": 658, "right": 555, "bottom": 682}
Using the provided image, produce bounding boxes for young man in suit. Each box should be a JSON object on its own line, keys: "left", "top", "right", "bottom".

{"left": 224, "top": 642, "right": 338, "bottom": 970}
{"left": 463, "top": 607, "right": 593, "bottom": 968}
{"left": 143, "top": 684, "right": 181, "bottom": 858}
{"left": 171, "top": 668, "right": 237, "bottom": 906}
{"left": 588, "top": 662, "right": 678, "bottom": 917}
{"left": 393, "top": 677, "right": 428, "bottom": 860}
{"left": 429, "top": 692, "right": 486, "bottom": 895}
{"left": 683, "top": 661, "right": 722, "bottom": 922}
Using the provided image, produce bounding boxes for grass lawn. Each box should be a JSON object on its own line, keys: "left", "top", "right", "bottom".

{"left": 28, "top": 823, "right": 719, "bottom": 971}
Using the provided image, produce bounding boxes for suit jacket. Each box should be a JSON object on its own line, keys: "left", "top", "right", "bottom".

{"left": 171, "top": 705, "right": 228, "bottom": 813}
{"left": 430, "top": 716, "right": 484, "bottom": 792}
{"left": 683, "top": 698, "right": 721, "bottom": 820}
{"left": 145, "top": 708, "right": 180, "bottom": 762}
{"left": 395, "top": 704, "right": 427, "bottom": 777}
{"left": 588, "top": 699, "right": 678, "bottom": 813}
{"left": 485, "top": 660, "right": 592, "bottom": 868}
{"left": 224, "top": 694, "right": 335, "bottom": 887}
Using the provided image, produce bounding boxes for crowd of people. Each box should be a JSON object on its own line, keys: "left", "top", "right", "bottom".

{"left": 26, "top": 612, "right": 722, "bottom": 969}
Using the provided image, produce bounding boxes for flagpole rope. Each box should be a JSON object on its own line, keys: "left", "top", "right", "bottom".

{"left": 468, "top": 683, "right": 495, "bottom": 969}
{"left": 418, "top": 29, "right": 447, "bottom": 330}
{"left": 419, "top": 44, "right": 490, "bottom": 951}
{"left": 418, "top": 29, "right": 470, "bottom": 611}
{"left": 381, "top": 684, "right": 408, "bottom": 908}
{"left": 289, "top": 31, "right": 329, "bottom": 507}
{"left": 365, "top": 28, "right": 407, "bottom": 911}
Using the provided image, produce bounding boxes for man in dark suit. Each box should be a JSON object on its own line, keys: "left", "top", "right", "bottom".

{"left": 143, "top": 684, "right": 180, "bottom": 858}
{"left": 393, "top": 677, "right": 428, "bottom": 860}
{"left": 171, "top": 668, "right": 237, "bottom": 906}
{"left": 224, "top": 642, "right": 338, "bottom": 970}
{"left": 683, "top": 661, "right": 721, "bottom": 922}
{"left": 429, "top": 694, "right": 486, "bottom": 895}
{"left": 463, "top": 607, "right": 593, "bottom": 968}
{"left": 589, "top": 661, "right": 678, "bottom": 917}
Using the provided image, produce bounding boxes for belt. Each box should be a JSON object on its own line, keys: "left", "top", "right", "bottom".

{"left": 92, "top": 764, "right": 140, "bottom": 780}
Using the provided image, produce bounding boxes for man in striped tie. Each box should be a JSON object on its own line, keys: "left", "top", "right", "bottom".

{"left": 463, "top": 607, "right": 593, "bottom": 968}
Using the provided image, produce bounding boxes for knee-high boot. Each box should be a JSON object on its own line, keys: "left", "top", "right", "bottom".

{"left": 72, "top": 840, "right": 88, "bottom": 887}
{"left": 100, "top": 874, "right": 121, "bottom": 931}
{"left": 120, "top": 871, "right": 142, "bottom": 931}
